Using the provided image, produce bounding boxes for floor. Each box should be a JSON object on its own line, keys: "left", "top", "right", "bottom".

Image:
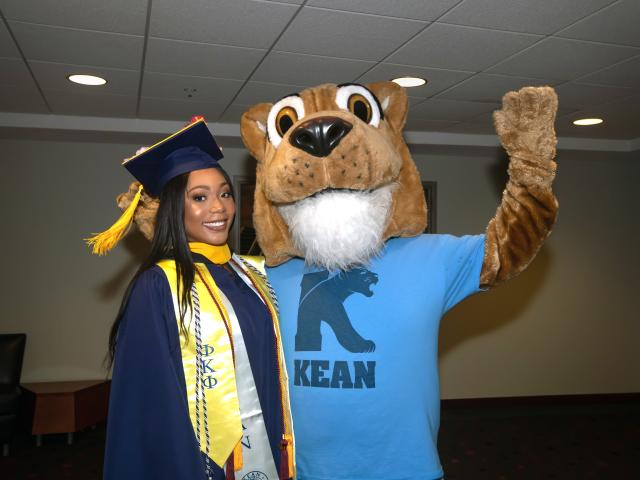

{"left": 1, "top": 399, "right": 638, "bottom": 479}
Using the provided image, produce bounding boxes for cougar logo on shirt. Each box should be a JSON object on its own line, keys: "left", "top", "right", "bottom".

{"left": 295, "top": 268, "right": 378, "bottom": 353}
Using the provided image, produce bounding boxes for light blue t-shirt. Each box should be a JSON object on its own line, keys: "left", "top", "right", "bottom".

{"left": 267, "top": 234, "right": 486, "bottom": 480}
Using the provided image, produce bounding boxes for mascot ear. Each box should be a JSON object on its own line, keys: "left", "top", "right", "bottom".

{"left": 241, "top": 103, "right": 272, "bottom": 162}
{"left": 367, "top": 81, "right": 408, "bottom": 133}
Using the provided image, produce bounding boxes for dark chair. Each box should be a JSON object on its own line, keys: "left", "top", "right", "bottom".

{"left": 0, "top": 333, "right": 26, "bottom": 456}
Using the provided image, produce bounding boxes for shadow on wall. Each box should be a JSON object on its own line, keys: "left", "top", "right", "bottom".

{"left": 437, "top": 144, "right": 555, "bottom": 358}
{"left": 488, "top": 151, "right": 510, "bottom": 199}
{"left": 439, "top": 245, "right": 554, "bottom": 360}
{"left": 97, "top": 232, "right": 150, "bottom": 300}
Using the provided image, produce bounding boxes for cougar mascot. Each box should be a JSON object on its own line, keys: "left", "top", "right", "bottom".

{"left": 240, "top": 82, "right": 558, "bottom": 480}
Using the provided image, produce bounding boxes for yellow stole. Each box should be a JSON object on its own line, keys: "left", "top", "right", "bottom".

{"left": 157, "top": 243, "right": 294, "bottom": 478}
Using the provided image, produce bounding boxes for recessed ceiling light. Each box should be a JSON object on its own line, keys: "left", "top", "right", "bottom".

{"left": 573, "top": 118, "right": 603, "bottom": 126}
{"left": 67, "top": 74, "right": 107, "bottom": 86}
{"left": 392, "top": 76, "right": 427, "bottom": 88}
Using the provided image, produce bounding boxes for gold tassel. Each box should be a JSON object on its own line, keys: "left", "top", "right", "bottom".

{"left": 85, "top": 184, "right": 143, "bottom": 255}
{"left": 233, "top": 441, "right": 243, "bottom": 471}
{"left": 225, "top": 442, "right": 243, "bottom": 480}
{"left": 280, "top": 434, "right": 293, "bottom": 479}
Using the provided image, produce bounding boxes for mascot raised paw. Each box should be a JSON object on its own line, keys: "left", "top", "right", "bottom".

{"left": 241, "top": 82, "right": 558, "bottom": 480}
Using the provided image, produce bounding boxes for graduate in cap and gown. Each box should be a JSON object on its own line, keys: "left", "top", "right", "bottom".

{"left": 88, "top": 119, "right": 294, "bottom": 480}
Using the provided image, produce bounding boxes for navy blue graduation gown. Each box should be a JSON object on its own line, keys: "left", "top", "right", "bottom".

{"left": 104, "top": 256, "right": 283, "bottom": 480}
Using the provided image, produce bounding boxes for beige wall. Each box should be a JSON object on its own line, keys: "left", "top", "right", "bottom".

{"left": 1, "top": 135, "right": 638, "bottom": 398}
{"left": 413, "top": 146, "right": 639, "bottom": 398}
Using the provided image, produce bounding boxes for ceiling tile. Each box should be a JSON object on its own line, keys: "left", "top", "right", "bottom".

{"left": 0, "top": 57, "right": 34, "bottom": 86}
{"left": 0, "top": 0, "right": 148, "bottom": 35}
{"left": 407, "top": 96, "right": 429, "bottom": 107}
{"left": 443, "top": 121, "right": 496, "bottom": 134}
{"left": 0, "top": 19, "right": 20, "bottom": 57}
{"left": 356, "top": 63, "right": 474, "bottom": 98}
{"left": 437, "top": 73, "right": 560, "bottom": 102}
{"left": 405, "top": 118, "right": 460, "bottom": 131}
{"left": 150, "top": 0, "right": 299, "bottom": 48}
{"left": 488, "top": 37, "right": 640, "bottom": 81}
{"left": 563, "top": 92, "right": 640, "bottom": 120}
{"left": 556, "top": 125, "right": 640, "bottom": 140}
{"left": 145, "top": 38, "right": 265, "bottom": 79}
{"left": 442, "top": 104, "right": 579, "bottom": 130}
{"left": 461, "top": 106, "right": 578, "bottom": 124}
{"left": 306, "top": 0, "right": 460, "bottom": 21}
{"left": 462, "top": 111, "right": 495, "bottom": 123}
{"left": 43, "top": 89, "right": 137, "bottom": 117}
{"left": 142, "top": 72, "right": 243, "bottom": 104}
{"left": 223, "top": 89, "right": 422, "bottom": 123}
{"left": 556, "top": 93, "right": 640, "bottom": 139}
{"left": 29, "top": 61, "right": 139, "bottom": 95}
{"left": 252, "top": 51, "right": 375, "bottom": 86}
{"left": 9, "top": 21, "right": 144, "bottom": 70}
{"left": 387, "top": 23, "right": 542, "bottom": 71}
{"left": 0, "top": 0, "right": 636, "bottom": 142}
{"left": 409, "top": 98, "right": 498, "bottom": 121}
{"left": 0, "top": 83, "right": 49, "bottom": 113}
{"left": 274, "top": 7, "right": 427, "bottom": 61}
{"left": 553, "top": 82, "right": 635, "bottom": 110}
{"left": 233, "top": 81, "right": 307, "bottom": 105}
{"left": 219, "top": 103, "right": 254, "bottom": 124}
{"left": 440, "top": 0, "right": 616, "bottom": 35}
{"left": 557, "top": 0, "right": 640, "bottom": 47}
{"left": 139, "top": 97, "right": 227, "bottom": 122}
{"left": 557, "top": 107, "right": 582, "bottom": 118}
{"left": 577, "top": 55, "right": 640, "bottom": 89}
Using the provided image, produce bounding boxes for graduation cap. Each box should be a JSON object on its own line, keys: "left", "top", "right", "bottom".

{"left": 123, "top": 117, "right": 223, "bottom": 196}
{"left": 87, "top": 117, "right": 224, "bottom": 255}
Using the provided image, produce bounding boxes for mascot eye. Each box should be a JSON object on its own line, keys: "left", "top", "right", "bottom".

{"left": 335, "top": 84, "right": 381, "bottom": 128}
{"left": 347, "top": 94, "right": 372, "bottom": 123}
{"left": 267, "top": 95, "right": 305, "bottom": 148}
{"left": 275, "top": 107, "right": 298, "bottom": 137}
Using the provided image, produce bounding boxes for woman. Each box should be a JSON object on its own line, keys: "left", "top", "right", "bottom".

{"left": 88, "top": 119, "right": 294, "bottom": 480}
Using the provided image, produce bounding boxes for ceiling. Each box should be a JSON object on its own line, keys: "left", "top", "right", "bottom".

{"left": 1, "top": 0, "right": 639, "bottom": 147}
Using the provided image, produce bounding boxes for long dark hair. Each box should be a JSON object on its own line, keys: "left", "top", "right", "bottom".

{"left": 107, "top": 167, "right": 234, "bottom": 367}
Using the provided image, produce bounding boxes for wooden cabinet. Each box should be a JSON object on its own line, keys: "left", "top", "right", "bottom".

{"left": 21, "top": 380, "right": 110, "bottom": 445}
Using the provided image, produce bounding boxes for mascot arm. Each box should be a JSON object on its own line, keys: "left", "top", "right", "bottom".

{"left": 480, "top": 86, "right": 559, "bottom": 289}
{"left": 117, "top": 181, "right": 159, "bottom": 241}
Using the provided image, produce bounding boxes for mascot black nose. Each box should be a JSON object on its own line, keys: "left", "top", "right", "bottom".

{"left": 290, "top": 117, "right": 352, "bottom": 157}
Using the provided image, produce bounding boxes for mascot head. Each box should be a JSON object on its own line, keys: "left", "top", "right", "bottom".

{"left": 241, "top": 81, "right": 426, "bottom": 270}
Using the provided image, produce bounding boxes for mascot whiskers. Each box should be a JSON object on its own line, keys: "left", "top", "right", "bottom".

{"left": 239, "top": 81, "right": 558, "bottom": 480}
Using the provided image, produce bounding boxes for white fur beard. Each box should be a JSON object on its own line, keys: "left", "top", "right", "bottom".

{"left": 278, "top": 185, "right": 395, "bottom": 271}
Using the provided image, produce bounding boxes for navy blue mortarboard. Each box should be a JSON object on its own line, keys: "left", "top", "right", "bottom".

{"left": 123, "top": 118, "right": 223, "bottom": 196}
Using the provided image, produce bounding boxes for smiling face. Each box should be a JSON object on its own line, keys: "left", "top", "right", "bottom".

{"left": 183, "top": 168, "right": 235, "bottom": 246}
